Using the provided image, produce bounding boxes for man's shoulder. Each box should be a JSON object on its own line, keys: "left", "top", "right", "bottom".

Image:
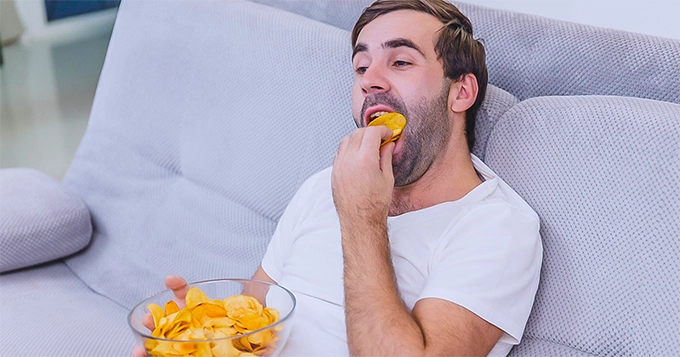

{"left": 309, "top": 166, "right": 333, "bottom": 181}
{"left": 462, "top": 198, "right": 539, "bottom": 231}
{"left": 470, "top": 155, "right": 539, "bottom": 225}
{"left": 289, "top": 166, "right": 334, "bottom": 205}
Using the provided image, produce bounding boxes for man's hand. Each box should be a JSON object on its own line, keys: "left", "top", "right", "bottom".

{"left": 131, "top": 276, "right": 190, "bottom": 357}
{"left": 331, "top": 125, "right": 396, "bottom": 228}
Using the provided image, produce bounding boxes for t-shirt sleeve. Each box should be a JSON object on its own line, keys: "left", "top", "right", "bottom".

{"left": 418, "top": 201, "right": 542, "bottom": 344}
{"left": 260, "top": 169, "right": 328, "bottom": 283}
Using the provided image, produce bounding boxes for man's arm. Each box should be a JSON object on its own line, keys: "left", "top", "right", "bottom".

{"left": 332, "top": 126, "right": 502, "bottom": 356}
{"left": 252, "top": 266, "right": 276, "bottom": 284}
{"left": 341, "top": 220, "right": 502, "bottom": 356}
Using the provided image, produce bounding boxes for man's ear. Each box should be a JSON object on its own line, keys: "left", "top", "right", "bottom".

{"left": 448, "top": 73, "right": 479, "bottom": 114}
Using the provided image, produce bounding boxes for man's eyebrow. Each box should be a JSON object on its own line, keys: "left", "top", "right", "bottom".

{"left": 352, "top": 38, "right": 426, "bottom": 60}
{"left": 352, "top": 43, "right": 368, "bottom": 60}
{"left": 384, "top": 38, "right": 426, "bottom": 58}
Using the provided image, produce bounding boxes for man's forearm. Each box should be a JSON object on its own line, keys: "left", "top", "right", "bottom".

{"left": 341, "top": 220, "right": 426, "bottom": 356}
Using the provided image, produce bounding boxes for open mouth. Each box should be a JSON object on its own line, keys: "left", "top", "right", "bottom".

{"left": 369, "top": 111, "right": 390, "bottom": 123}
{"left": 364, "top": 105, "right": 396, "bottom": 126}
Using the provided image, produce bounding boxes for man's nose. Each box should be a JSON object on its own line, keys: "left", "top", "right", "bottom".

{"left": 361, "top": 64, "right": 390, "bottom": 95}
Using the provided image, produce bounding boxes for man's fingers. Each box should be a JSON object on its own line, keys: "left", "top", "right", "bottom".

{"left": 334, "top": 136, "right": 350, "bottom": 164}
{"left": 165, "top": 276, "right": 189, "bottom": 305}
{"left": 132, "top": 345, "right": 148, "bottom": 357}
{"left": 361, "top": 126, "right": 395, "bottom": 152}
{"left": 378, "top": 125, "right": 395, "bottom": 142}
{"left": 380, "top": 142, "right": 395, "bottom": 175}
{"left": 141, "top": 312, "right": 155, "bottom": 330}
{"left": 347, "top": 128, "right": 365, "bottom": 152}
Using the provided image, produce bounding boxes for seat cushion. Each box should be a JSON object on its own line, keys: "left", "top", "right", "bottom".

{"left": 0, "top": 262, "right": 133, "bottom": 356}
{"left": 0, "top": 168, "right": 91, "bottom": 272}
{"left": 484, "top": 96, "right": 680, "bottom": 356}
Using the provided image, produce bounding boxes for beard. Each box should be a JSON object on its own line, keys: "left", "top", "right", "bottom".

{"left": 359, "top": 83, "right": 452, "bottom": 187}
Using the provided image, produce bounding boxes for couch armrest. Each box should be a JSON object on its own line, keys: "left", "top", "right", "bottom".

{"left": 0, "top": 168, "right": 92, "bottom": 272}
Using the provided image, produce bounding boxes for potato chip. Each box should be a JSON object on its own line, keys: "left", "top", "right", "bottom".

{"left": 165, "top": 300, "right": 180, "bottom": 315}
{"left": 185, "top": 287, "right": 211, "bottom": 309}
{"left": 211, "top": 331, "right": 242, "bottom": 357}
{"left": 144, "top": 286, "right": 282, "bottom": 357}
{"left": 367, "top": 112, "right": 407, "bottom": 146}
{"left": 147, "top": 303, "right": 165, "bottom": 329}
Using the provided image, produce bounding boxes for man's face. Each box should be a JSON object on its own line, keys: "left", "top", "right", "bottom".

{"left": 352, "top": 10, "right": 452, "bottom": 187}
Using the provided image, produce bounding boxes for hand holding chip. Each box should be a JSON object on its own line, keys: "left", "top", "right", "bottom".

{"left": 331, "top": 124, "right": 396, "bottom": 229}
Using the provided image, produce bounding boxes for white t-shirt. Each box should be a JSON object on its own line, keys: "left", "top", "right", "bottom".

{"left": 262, "top": 154, "right": 542, "bottom": 357}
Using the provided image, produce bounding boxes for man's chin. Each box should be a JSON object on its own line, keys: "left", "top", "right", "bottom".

{"left": 392, "top": 161, "right": 418, "bottom": 188}
{"left": 392, "top": 152, "right": 431, "bottom": 188}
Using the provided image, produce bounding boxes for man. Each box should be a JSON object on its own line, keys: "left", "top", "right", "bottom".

{"left": 134, "top": 0, "right": 542, "bottom": 356}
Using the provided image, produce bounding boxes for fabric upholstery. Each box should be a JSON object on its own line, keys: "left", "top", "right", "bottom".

{"left": 446, "top": 3, "right": 680, "bottom": 104}
{"left": 252, "top": 0, "right": 371, "bottom": 32}
{"left": 0, "top": 262, "right": 133, "bottom": 355}
{"left": 0, "top": 168, "right": 91, "bottom": 272}
{"left": 484, "top": 96, "right": 680, "bottom": 356}
{"left": 472, "top": 84, "right": 519, "bottom": 159}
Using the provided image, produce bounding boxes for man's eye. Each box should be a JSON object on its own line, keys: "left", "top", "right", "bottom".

{"left": 394, "top": 61, "right": 411, "bottom": 68}
{"left": 355, "top": 67, "right": 368, "bottom": 74}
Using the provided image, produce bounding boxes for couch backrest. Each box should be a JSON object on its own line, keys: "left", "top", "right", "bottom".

{"left": 251, "top": 0, "right": 680, "bottom": 104}
{"left": 456, "top": 3, "right": 680, "bottom": 104}
{"left": 485, "top": 96, "right": 680, "bottom": 356}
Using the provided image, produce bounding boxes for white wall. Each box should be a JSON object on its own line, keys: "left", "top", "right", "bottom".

{"left": 462, "top": 0, "right": 680, "bottom": 40}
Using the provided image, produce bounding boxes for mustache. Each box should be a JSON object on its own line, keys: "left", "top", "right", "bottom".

{"left": 360, "top": 93, "right": 408, "bottom": 126}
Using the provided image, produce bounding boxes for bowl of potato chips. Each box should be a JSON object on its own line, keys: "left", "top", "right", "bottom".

{"left": 128, "top": 278, "right": 295, "bottom": 357}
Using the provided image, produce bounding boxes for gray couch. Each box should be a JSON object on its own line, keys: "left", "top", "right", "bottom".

{"left": 1, "top": 0, "right": 678, "bottom": 356}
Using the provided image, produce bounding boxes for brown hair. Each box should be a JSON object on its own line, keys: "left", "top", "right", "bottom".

{"left": 351, "top": 0, "right": 487, "bottom": 151}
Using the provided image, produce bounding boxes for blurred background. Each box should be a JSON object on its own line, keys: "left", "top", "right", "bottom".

{"left": 1, "top": 0, "right": 119, "bottom": 180}
{"left": 0, "top": 0, "right": 679, "bottom": 180}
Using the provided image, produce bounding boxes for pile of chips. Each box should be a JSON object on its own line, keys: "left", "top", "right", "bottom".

{"left": 144, "top": 287, "right": 282, "bottom": 357}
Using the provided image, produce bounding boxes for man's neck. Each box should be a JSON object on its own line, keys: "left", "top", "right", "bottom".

{"left": 388, "top": 140, "right": 482, "bottom": 217}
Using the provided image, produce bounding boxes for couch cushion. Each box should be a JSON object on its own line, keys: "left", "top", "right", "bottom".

{"left": 483, "top": 96, "right": 680, "bottom": 356}
{"left": 0, "top": 262, "right": 133, "bottom": 356}
{"left": 251, "top": 0, "right": 370, "bottom": 32}
{"left": 455, "top": 2, "right": 680, "bottom": 104}
{"left": 0, "top": 168, "right": 91, "bottom": 272}
{"left": 472, "top": 84, "right": 519, "bottom": 159}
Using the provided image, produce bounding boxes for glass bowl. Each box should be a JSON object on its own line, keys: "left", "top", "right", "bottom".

{"left": 128, "top": 278, "right": 295, "bottom": 357}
